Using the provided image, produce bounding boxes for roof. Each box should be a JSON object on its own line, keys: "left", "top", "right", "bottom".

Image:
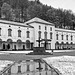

{"left": 43, "top": 56, "right": 75, "bottom": 75}
{"left": 0, "top": 20, "right": 33, "bottom": 28}
{"left": 25, "top": 17, "right": 55, "bottom": 26}
{"left": 55, "top": 28, "right": 75, "bottom": 33}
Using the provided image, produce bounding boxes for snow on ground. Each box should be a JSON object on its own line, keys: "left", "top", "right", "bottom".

{"left": 0, "top": 60, "right": 14, "bottom": 72}
{"left": 43, "top": 56, "right": 75, "bottom": 75}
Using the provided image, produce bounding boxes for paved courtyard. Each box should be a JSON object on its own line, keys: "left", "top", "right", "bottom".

{"left": 0, "top": 50, "right": 75, "bottom": 60}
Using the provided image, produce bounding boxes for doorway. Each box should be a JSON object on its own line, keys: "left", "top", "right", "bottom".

{"left": 3, "top": 44, "right": 5, "bottom": 50}
{"left": 14, "top": 45, "right": 16, "bottom": 50}
{"left": 23, "top": 45, "right": 25, "bottom": 50}
{"left": 7, "top": 44, "right": 10, "bottom": 50}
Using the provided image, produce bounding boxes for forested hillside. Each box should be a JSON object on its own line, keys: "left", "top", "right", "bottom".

{"left": 0, "top": 0, "right": 75, "bottom": 29}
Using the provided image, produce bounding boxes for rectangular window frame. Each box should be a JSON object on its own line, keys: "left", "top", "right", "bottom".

{"left": 44, "top": 32, "right": 47, "bottom": 39}
{"left": 8, "top": 29, "right": 12, "bottom": 37}
{"left": 38, "top": 31, "right": 41, "bottom": 38}
{"left": 18, "top": 30, "right": 21, "bottom": 37}
{"left": 56, "top": 34, "right": 58, "bottom": 40}
{"left": 50, "top": 32, "right": 52, "bottom": 39}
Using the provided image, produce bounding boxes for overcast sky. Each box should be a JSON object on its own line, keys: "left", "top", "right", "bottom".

{"left": 40, "top": 0, "right": 75, "bottom": 13}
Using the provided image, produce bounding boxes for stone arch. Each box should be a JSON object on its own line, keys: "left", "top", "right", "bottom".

{"left": 7, "top": 39, "right": 13, "bottom": 50}
{"left": 26, "top": 40, "right": 30, "bottom": 48}
{"left": 7, "top": 39, "right": 12, "bottom": 44}
{"left": 61, "top": 42, "right": 64, "bottom": 45}
{"left": 71, "top": 42, "right": 73, "bottom": 44}
{"left": 66, "top": 42, "right": 69, "bottom": 45}
{"left": 55, "top": 42, "right": 60, "bottom": 50}
{"left": 56, "top": 41, "right": 59, "bottom": 45}
{"left": 17, "top": 39, "right": 22, "bottom": 44}
{"left": 17, "top": 39, "right": 22, "bottom": 49}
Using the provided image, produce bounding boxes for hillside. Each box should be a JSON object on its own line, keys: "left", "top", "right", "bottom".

{"left": 0, "top": 0, "right": 75, "bottom": 29}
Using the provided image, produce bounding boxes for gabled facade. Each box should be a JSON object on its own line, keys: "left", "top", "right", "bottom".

{"left": 26, "top": 17, "right": 55, "bottom": 49}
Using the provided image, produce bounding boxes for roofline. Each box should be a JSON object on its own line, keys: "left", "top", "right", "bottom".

{"left": 0, "top": 20, "right": 33, "bottom": 28}
{"left": 55, "top": 28, "right": 75, "bottom": 33}
{"left": 26, "top": 23, "right": 34, "bottom": 28}
{"left": 26, "top": 21, "right": 55, "bottom": 26}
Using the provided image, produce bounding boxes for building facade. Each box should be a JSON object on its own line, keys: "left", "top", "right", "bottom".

{"left": 55, "top": 28, "right": 75, "bottom": 50}
{"left": 0, "top": 17, "right": 75, "bottom": 50}
{"left": 26, "top": 17, "right": 55, "bottom": 50}
{"left": 0, "top": 20, "right": 34, "bottom": 50}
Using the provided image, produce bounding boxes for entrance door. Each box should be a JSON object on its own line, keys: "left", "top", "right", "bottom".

{"left": 14, "top": 45, "right": 16, "bottom": 50}
{"left": 44, "top": 42, "right": 46, "bottom": 49}
{"left": 23, "top": 45, "right": 25, "bottom": 50}
{"left": 3, "top": 44, "right": 5, "bottom": 50}
{"left": 7, "top": 44, "right": 10, "bottom": 50}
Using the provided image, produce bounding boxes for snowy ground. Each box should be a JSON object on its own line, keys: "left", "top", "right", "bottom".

{"left": 43, "top": 56, "right": 75, "bottom": 75}
{"left": 0, "top": 60, "right": 13, "bottom": 73}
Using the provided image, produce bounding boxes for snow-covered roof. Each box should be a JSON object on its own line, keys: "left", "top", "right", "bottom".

{"left": 43, "top": 56, "right": 75, "bottom": 75}
{"left": 25, "top": 17, "right": 55, "bottom": 26}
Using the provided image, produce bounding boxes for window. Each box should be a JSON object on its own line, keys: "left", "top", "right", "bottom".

{"left": 27, "top": 31, "right": 30, "bottom": 38}
{"left": 50, "top": 27, "right": 52, "bottom": 31}
{"left": 44, "top": 31, "right": 47, "bottom": 39}
{"left": 71, "top": 35, "right": 73, "bottom": 41}
{"left": 66, "top": 35, "right": 68, "bottom": 40}
{"left": 56, "top": 34, "right": 58, "bottom": 40}
{"left": 18, "top": 30, "right": 21, "bottom": 37}
{"left": 50, "top": 32, "right": 52, "bottom": 39}
{"left": 0, "top": 28, "right": 1, "bottom": 36}
{"left": 18, "top": 66, "right": 21, "bottom": 73}
{"left": 27, "top": 65, "right": 30, "bottom": 71}
{"left": 38, "top": 31, "right": 41, "bottom": 38}
{"left": 45, "top": 26, "right": 47, "bottom": 30}
{"left": 61, "top": 34, "right": 63, "bottom": 40}
{"left": 8, "top": 29, "right": 12, "bottom": 36}
{"left": 39, "top": 25, "right": 41, "bottom": 30}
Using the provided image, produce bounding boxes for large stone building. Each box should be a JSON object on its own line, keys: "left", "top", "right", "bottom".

{"left": 0, "top": 20, "right": 34, "bottom": 50}
{"left": 0, "top": 17, "right": 75, "bottom": 50}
